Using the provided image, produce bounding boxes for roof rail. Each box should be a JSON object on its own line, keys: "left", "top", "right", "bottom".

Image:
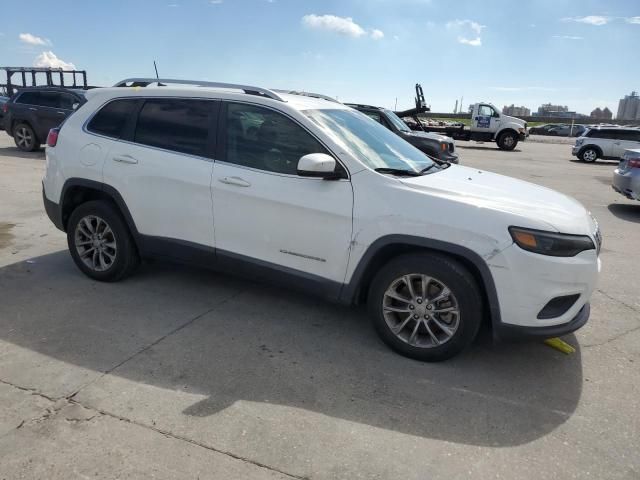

{"left": 113, "top": 78, "right": 285, "bottom": 102}
{"left": 274, "top": 89, "right": 340, "bottom": 103}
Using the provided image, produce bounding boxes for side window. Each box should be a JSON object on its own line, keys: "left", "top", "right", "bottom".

{"left": 134, "top": 99, "right": 211, "bottom": 156}
{"left": 59, "top": 94, "right": 77, "bottom": 110}
{"left": 630, "top": 131, "right": 640, "bottom": 142}
{"left": 478, "top": 105, "right": 495, "bottom": 117}
{"left": 363, "top": 111, "right": 382, "bottom": 123}
{"left": 618, "top": 130, "right": 640, "bottom": 142}
{"left": 224, "top": 102, "right": 329, "bottom": 175}
{"left": 87, "top": 99, "right": 139, "bottom": 139}
{"left": 15, "top": 92, "right": 41, "bottom": 106}
{"left": 38, "top": 92, "right": 63, "bottom": 108}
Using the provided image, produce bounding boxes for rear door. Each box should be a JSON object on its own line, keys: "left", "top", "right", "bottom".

{"left": 34, "top": 92, "right": 69, "bottom": 139}
{"left": 103, "top": 97, "right": 218, "bottom": 254}
{"left": 614, "top": 130, "right": 640, "bottom": 157}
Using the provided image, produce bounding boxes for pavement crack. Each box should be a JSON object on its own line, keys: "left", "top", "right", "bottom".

{"left": 583, "top": 323, "right": 640, "bottom": 348}
{"left": 66, "top": 399, "right": 307, "bottom": 479}
{"left": 0, "top": 377, "right": 58, "bottom": 402}
{"left": 66, "top": 289, "right": 245, "bottom": 401}
{"left": 597, "top": 289, "right": 640, "bottom": 314}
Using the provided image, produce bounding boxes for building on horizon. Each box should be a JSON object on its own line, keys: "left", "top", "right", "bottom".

{"left": 616, "top": 92, "right": 640, "bottom": 120}
{"left": 502, "top": 104, "right": 531, "bottom": 117}
{"left": 531, "top": 103, "right": 588, "bottom": 118}
{"left": 590, "top": 107, "right": 613, "bottom": 121}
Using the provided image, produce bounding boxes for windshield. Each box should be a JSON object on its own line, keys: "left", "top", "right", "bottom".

{"left": 383, "top": 109, "right": 411, "bottom": 133}
{"left": 304, "top": 108, "right": 435, "bottom": 172}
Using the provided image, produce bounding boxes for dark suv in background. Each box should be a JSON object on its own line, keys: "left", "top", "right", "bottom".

{"left": 346, "top": 104, "right": 459, "bottom": 163}
{"left": 2, "top": 87, "right": 86, "bottom": 151}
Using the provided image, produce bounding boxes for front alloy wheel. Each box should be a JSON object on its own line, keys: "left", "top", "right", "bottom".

{"left": 383, "top": 274, "right": 460, "bottom": 348}
{"left": 368, "top": 253, "right": 482, "bottom": 361}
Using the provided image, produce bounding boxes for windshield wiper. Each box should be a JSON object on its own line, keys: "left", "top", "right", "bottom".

{"left": 419, "top": 163, "right": 439, "bottom": 174}
{"left": 374, "top": 167, "right": 422, "bottom": 177}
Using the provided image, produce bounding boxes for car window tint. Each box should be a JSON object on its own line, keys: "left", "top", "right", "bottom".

{"left": 59, "top": 94, "right": 78, "bottom": 110}
{"left": 88, "top": 99, "right": 138, "bottom": 139}
{"left": 134, "top": 99, "right": 211, "bottom": 156}
{"left": 38, "top": 92, "right": 63, "bottom": 108}
{"left": 224, "top": 102, "right": 328, "bottom": 175}
{"left": 16, "top": 92, "right": 41, "bottom": 106}
{"left": 363, "top": 111, "right": 382, "bottom": 123}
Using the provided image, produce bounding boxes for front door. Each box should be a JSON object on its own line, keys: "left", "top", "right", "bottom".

{"left": 472, "top": 104, "right": 500, "bottom": 136}
{"left": 211, "top": 101, "right": 353, "bottom": 286}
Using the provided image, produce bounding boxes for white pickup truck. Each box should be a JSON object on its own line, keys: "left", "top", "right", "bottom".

{"left": 406, "top": 102, "right": 529, "bottom": 151}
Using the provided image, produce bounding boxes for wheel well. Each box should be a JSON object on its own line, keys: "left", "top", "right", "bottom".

{"left": 61, "top": 186, "right": 117, "bottom": 231}
{"left": 580, "top": 145, "right": 602, "bottom": 156}
{"left": 497, "top": 128, "right": 518, "bottom": 140}
{"left": 354, "top": 244, "right": 490, "bottom": 315}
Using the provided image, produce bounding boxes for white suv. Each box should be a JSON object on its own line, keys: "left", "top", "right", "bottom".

{"left": 573, "top": 127, "right": 640, "bottom": 162}
{"left": 42, "top": 78, "right": 601, "bottom": 361}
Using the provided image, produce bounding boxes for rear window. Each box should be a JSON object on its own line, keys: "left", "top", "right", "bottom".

{"left": 16, "top": 91, "right": 42, "bottom": 106}
{"left": 87, "top": 99, "right": 138, "bottom": 139}
{"left": 134, "top": 99, "right": 212, "bottom": 156}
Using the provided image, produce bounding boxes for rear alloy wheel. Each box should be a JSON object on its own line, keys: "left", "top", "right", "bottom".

{"left": 368, "top": 253, "right": 482, "bottom": 361}
{"left": 580, "top": 148, "right": 598, "bottom": 163}
{"left": 67, "top": 201, "right": 139, "bottom": 282}
{"left": 13, "top": 123, "right": 38, "bottom": 152}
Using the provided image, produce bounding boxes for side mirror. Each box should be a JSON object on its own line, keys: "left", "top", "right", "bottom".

{"left": 72, "top": 102, "right": 80, "bottom": 110}
{"left": 297, "top": 153, "right": 341, "bottom": 179}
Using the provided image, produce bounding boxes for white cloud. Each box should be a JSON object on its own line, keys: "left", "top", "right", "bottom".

{"left": 553, "top": 35, "right": 584, "bottom": 40}
{"left": 370, "top": 28, "right": 384, "bottom": 40}
{"left": 563, "top": 15, "right": 610, "bottom": 26}
{"left": 209, "top": 0, "right": 223, "bottom": 4}
{"left": 33, "top": 51, "right": 76, "bottom": 69}
{"left": 19, "top": 33, "right": 51, "bottom": 46}
{"left": 626, "top": 16, "right": 640, "bottom": 24}
{"left": 302, "top": 14, "right": 366, "bottom": 37}
{"left": 446, "top": 19, "right": 485, "bottom": 47}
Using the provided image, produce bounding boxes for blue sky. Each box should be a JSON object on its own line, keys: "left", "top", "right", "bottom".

{"left": 1, "top": 0, "right": 639, "bottom": 115}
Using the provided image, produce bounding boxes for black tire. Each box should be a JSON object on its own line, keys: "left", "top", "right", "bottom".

{"left": 13, "top": 123, "right": 38, "bottom": 152}
{"left": 367, "top": 253, "right": 483, "bottom": 362}
{"left": 67, "top": 200, "right": 139, "bottom": 282}
{"left": 579, "top": 147, "right": 599, "bottom": 163}
{"left": 497, "top": 131, "right": 518, "bottom": 151}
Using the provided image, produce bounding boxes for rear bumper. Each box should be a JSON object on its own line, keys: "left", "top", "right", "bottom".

{"left": 495, "top": 303, "right": 590, "bottom": 340}
{"left": 612, "top": 169, "right": 640, "bottom": 200}
{"left": 42, "top": 183, "right": 64, "bottom": 231}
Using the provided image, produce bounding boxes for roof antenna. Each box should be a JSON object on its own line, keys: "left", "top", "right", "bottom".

{"left": 153, "top": 61, "right": 165, "bottom": 86}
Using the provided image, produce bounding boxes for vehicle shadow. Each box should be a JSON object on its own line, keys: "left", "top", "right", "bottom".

{"left": 0, "top": 144, "right": 44, "bottom": 160}
{"left": 456, "top": 145, "right": 522, "bottom": 153}
{"left": 608, "top": 203, "right": 640, "bottom": 223}
{"left": 569, "top": 159, "right": 618, "bottom": 165}
{"left": 0, "top": 250, "right": 583, "bottom": 447}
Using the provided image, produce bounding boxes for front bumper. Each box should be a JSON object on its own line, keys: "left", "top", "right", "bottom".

{"left": 488, "top": 243, "right": 599, "bottom": 338}
{"left": 439, "top": 151, "right": 459, "bottom": 164}
{"left": 612, "top": 169, "right": 640, "bottom": 200}
{"left": 494, "top": 303, "right": 590, "bottom": 340}
{"left": 518, "top": 132, "right": 528, "bottom": 141}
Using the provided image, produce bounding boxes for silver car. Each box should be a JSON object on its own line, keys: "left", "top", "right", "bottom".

{"left": 613, "top": 149, "right": 640, "bottom": 201}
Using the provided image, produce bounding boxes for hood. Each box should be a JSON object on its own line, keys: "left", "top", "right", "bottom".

{"left": 405, "top": 130, "right": 453, "bottom": 143}
{"left": 399, "top": 165, "right": 594, "bottom": 234}
{"left": 501, "top": 114, "right": 526, "bottom": 128}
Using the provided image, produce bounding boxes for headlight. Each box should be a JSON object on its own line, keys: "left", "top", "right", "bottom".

{"left": 575, "top": 139, "right": 584, "bottom": 146}
{"left": 509, "top": 227, "right": 595, "bottom": 257}
{"left": 518, "top": 127, "right": 525, "bottom": 133}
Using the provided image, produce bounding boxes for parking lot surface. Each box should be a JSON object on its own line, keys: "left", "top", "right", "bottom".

{"left": 0, "top": 135, "right": 638, "bottom": 479}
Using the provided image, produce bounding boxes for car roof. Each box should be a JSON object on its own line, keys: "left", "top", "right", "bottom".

{"left": 84, "top": 86, "right": 350, "bottom": 112}
{"left": 589, "top": 126, "right": 638, "bottom": 131}
{"left": 14, "top": 86, "right": 87, "bottom": 95}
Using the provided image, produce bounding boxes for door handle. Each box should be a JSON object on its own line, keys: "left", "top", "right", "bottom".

{"left": 57, "top": 111, "right": 67, "bottom": 115}
{"left": 218, "top": 176, "right": 251, "bottom": 187}
{"left": 112, "top": 155, "right": 138, "bottom": 164}
{"left": 29, "top": 107, "right": 37, "bottom": 111}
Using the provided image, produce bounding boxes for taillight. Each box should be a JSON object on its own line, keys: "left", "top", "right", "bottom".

{"left": 628, "top": 158, "right": 640, "bottom": 169}
{"left": 46, "top": 128, "right": 60, "bottom": 147}
{"left": 1, "top": 103, "right": 7, "bottom": 113}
